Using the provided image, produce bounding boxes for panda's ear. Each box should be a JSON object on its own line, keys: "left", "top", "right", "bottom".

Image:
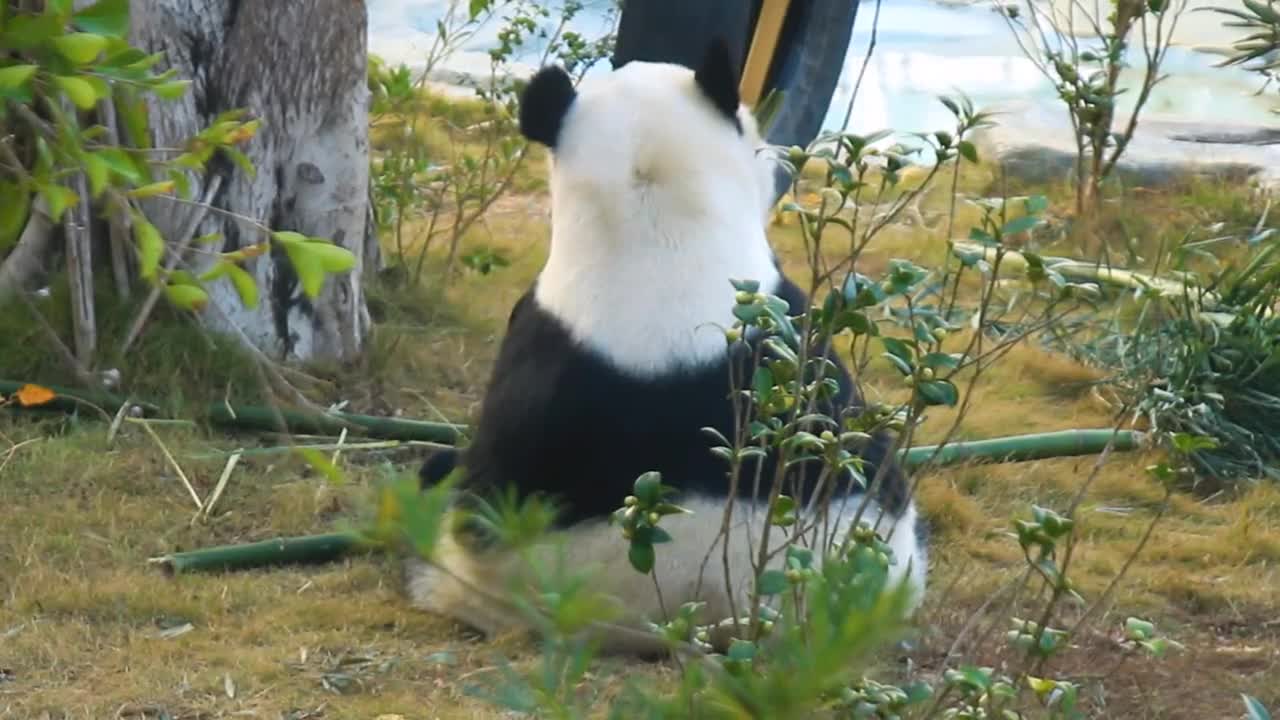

{"left": 695, "top": 37, "right": 740, "bottom": 124}
{"left": 519, "top": 65, "right": 577, "bottom": 149}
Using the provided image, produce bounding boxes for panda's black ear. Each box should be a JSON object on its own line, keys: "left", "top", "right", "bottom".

{"left": 519, "top": 65, "right": 577, "bottom": 149}
{"left": 695, "top": 37, "right": 740, "bottom": 124}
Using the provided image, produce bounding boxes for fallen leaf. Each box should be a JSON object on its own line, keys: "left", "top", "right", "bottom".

{"left": 14, "top": 383, "right": 55, "bottom": 407}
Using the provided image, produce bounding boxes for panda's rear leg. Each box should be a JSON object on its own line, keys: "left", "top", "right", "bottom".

{"left": 403, "top": 532, "right": 530, "bottom": 641}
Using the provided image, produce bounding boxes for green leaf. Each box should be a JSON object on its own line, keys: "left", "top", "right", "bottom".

{"left": 282, "top": 241, "right": 326, "bottom": 299}
{"left": 916, "top": 379, "right": 959, "bottom": 407}
{"left": 0, "top": 13, "right": 63, "bottom": 50}
{"left": 132, "top": 215, "right": 164, "bottom": 280}
{"left": 957, "top": 140, "right": 979, "bottom": 164}
{"left": 152, "top": 80, "right": 191, "bottom": 100}
{"left": 0, "top": 64, "right": 38, "bottom": 95}
{"left": 726, "top": 639, "right": 757, "bottom": 662}
{"left": 0, "top": 184, "right": 30, "bottom": 251}
{"left": 39, "top": 184, "right": 78, "bottom": 223}
{"left": 296, "top": 447, "right": 345, "bottom": 485}
{"left": 201, "top": 260, "right": 259, "bottom": 309}
{"left": 54, "top": 75, "right": 100, "bottom": 110}
{"left": 306, "top": 240, "right": 356, "bottom": 273}
{"left": 756, "top": 569, "right": 788, "bottom": 596}
{"left": 880, "top": 337, "right": 915, "bottom": 364}
{"left": 77, "top": 154, "right": 110, "bottom": 199}
{"left": 163, "top": 282, "right": 209, "bottom": 312}
{"left": 1124, "top": 617, "right": 1155, "bottom": 641}
{"left": 633, "top": 471, "right": 662, "bottom": 506}
{"left": 627, "top": 541, "right": 655, "bottom": 574}
{"left": 73, "top": 0, "right": 131, "bottom": 37}
{"left": 52, "top": 32, "right": 108, "bottom": 64}
{"left": 1001, "top": 214, "right": 1040, "bottom": 236}
{"left": 1243, "top": 695, "right": 1272, "bottom": 720}
{"left": 94, "top": 148, "right": 145, "bottom": 184}
{"left": 271, "top": 230, "right": 308, "bottom": 246}
{"left": 220, "top": 146, "right": 257, "bottom": 179}
{"left": 115, "top": 88, "right": 152, "bottom": 150}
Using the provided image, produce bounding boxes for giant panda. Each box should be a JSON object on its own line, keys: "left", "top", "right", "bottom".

{"left": 405, "top": 37, "right": 927, "bottom": 656}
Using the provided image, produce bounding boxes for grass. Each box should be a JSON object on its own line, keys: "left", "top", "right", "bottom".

{"left": 3, "top": 127, "right": 1279, "bottom": 717}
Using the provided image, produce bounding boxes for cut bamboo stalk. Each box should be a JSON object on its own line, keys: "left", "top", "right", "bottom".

{"left": 0, "top": 380, "right": 160, "bottom": 417}
{"left": 149, "top": 532, "right": 370, "bottom": 575}
{"left": 902, "top": 429, "right": 1144, "bottom": 469}
{"left": 740, "top": 0, "right": 793, "bottom": 107}
{"left": 152, "top": 429, "right": 1146, "bottom": 575}
{"left": 206, "top": 404, "right": 465, "bottom": 444}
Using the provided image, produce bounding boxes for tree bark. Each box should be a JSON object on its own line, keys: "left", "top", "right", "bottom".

{"left": 129, "top": 0, "right": 372, "bottom": 363}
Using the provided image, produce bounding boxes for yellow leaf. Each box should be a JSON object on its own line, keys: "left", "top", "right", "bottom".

{"left": 127, "top": 180, "right": 176, "bottom": 199}
{"left": 15, "top": 383, "right": 56, "bottom": 407}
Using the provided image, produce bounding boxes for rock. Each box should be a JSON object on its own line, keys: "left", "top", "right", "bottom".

{"left": 972, "top": 100, "right": 1280, "bottom": 189}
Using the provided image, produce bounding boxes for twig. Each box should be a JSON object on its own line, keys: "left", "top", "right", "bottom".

{"left": 0, "top": 437, "right": 42, "bottom": 477}
{"left": 330, "top": 427, "right": 348, "bottom": 467}
{"left": 119, "top": 174, "right": 224, "bottom": 356}
{"left": 131, "top": 418, "right": 204, "bottom": 510}
{"left": 200, "top": 451, "right": 241, "bottom": 521}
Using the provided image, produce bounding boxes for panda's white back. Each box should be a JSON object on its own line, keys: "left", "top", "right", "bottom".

{"left": 534, "top": 59, "right": 784, "bottom": 379}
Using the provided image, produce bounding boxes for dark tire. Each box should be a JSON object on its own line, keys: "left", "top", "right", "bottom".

{"left": 610, "top": 0, "right": 861, "bottom": 203}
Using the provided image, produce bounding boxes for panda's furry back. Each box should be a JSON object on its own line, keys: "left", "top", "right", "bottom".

{"left": 406, "top": 42, "right": 927, "bottom": 655}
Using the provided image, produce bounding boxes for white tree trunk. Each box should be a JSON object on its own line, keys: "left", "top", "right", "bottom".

{"left": 130, "top": 0, "right": 372, "bottom": 362}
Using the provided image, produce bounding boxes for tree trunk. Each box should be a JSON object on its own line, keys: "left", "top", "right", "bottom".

{"left": 129, "top": 0, "right": 372, "bottom": 362}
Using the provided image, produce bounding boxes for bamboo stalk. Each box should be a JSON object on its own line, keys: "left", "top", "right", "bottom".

{"left": 0, "top": 379, "right": 160, "bottom": 417}
{"left": 149, "top": 532, "right": 370, "bottom": 575}
{"left": 153, "top": 429, "right": 1147, "bottom": 575}
{"left": 902, "top": 429, "right": 1144, "bottom": 470}
{"left": 206, "top": 404, "right": 465, "bottom": 444}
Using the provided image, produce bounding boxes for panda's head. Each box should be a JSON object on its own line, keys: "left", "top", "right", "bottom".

{"left": 517, "top": 38, "right": 780, "bottom": 228}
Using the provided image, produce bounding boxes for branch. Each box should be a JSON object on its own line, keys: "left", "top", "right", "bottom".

{"left": 118, "top": 174, "right": 224, "bottom": 356}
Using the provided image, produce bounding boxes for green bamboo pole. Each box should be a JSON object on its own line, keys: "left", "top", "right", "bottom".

{"left": 0, "top": 379, "right": 160, "bottom": 416}
{"left": 901, "top": 429, "right": 1144, "bottom": 469}
{"left": 154, "top": 429, "right": 1146, "bottom": 575}
{"left": 149, "top": 532, "right": 370, "bottom": 575}
{"left": 206, "top": 404, "right": 465, "bottom": 444}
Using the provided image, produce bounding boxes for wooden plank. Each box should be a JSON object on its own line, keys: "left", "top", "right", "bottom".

{"left": 739, "top": 0, "right": 793, "bottom": 106}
